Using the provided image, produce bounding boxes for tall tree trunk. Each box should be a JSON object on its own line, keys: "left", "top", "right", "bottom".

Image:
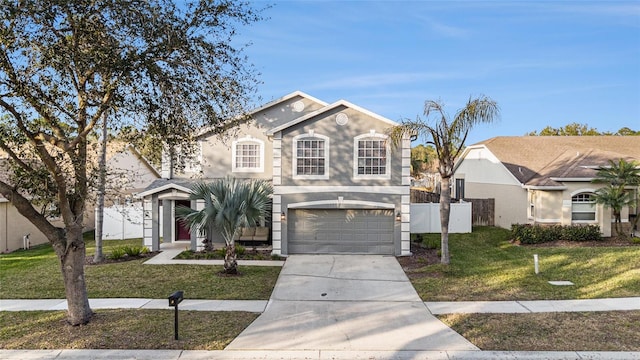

{"left": 224, "top": 240, "right": 238, "bottom": 274}
{"left": 439, "top": 176, "right": 451, "bottom": 265}
{"left": 54, "top": 226, "right": 93, "bottom": 325}
{"left": 94, "top": 112, "right": 108, "bottom": 263}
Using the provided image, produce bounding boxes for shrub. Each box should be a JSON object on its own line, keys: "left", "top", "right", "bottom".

{"left": 562, "top": 225, "right": 601, "bottom": 242}
{"left": 423, "top": 237, "right": 441, "bottom": 250}
{"left": 511, "top": 224, "right": 601, "bottom": 244}
{"left": 122, "top": 245, "right": 147, "bottom": 257}
{"left": 108, "top": 247, "right": 126, "bottom": 260}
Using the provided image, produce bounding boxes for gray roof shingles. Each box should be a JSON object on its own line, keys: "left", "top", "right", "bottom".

{"left": 473, "top": 136, "right": 640, "bottom": 187}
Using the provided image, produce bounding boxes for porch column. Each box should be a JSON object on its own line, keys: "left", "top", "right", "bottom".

{"left": 189, "top": 199, "right": 205, "bottom": 251}
{"left": 162, "top": 199, "right": 172, "bottom": 244}
{"left": 151, "top": 194, "right": 160, "bottom": 251}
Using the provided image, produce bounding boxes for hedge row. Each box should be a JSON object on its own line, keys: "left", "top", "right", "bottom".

{"left": 511, "top": 224, "right": 601, "bottom": 244}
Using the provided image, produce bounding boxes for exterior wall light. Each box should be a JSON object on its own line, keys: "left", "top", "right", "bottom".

{"left": 396, "top": 212, "right": 401, "bottom": 222}
{"left": 281, "top": 212, "right": 286, "bottom": 221}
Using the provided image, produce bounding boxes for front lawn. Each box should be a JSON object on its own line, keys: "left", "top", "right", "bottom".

{"left": 0, "top": 310, "right": 257, "bottom": 350}
{"left": 404, "top": 227, "right": 640, "bottom": 301}
{"left": 439, "top": 311, "right": 640, "bottom": 351}
{"left": 0, "top": 238, "right": 280, "bottom": 300}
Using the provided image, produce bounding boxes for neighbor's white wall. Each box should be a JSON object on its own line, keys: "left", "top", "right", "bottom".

{"left": 410, "top": 202, "right": 472, "bottom": 233}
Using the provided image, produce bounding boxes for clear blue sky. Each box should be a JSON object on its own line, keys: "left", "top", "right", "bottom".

{"left": 239, "top": 0, "right": 640, "bottom": 144}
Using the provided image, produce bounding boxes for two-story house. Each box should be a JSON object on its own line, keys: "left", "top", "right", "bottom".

{"left": 138, "top": 91, "right": 412, "bottom": 256}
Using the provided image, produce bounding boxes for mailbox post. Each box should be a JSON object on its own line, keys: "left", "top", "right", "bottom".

{"left": 168, "top": 291, "right": 184, "bottom": 340}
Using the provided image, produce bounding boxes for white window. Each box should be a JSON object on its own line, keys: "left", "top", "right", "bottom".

{"left": 293, "top": 132, "right": 329, "bottom": 179}
{"left": 232, "top": 137, "right": 264, "bottom": 173}
{"left": 528, "top": 191, "right": 535, "bottom": 219}
{"left": 572, "top": 193, "right": 596, "bottom": 221}
{"left": 354, "top": 132, "right": 390, "bottom": 179}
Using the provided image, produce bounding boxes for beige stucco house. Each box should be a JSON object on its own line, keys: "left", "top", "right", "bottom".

{"left": 139, "top": 91, "right": 412, "bottom": 255}
{"left": 452, "top": 136, "right": 640, "bottom": 237}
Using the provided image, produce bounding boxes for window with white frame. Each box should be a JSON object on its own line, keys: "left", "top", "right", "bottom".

{"left": 232, "top": 137, "right": 264, "bottom": 173}
{"left": 293, "top": 132, "right": 329, "bottom": 179}
{"left": 572, "top": 192, "right": 596, "bottom": 221}
{"left": 354, "top": 132, "right": 390, "bottom": 179}
{"left": 528, "top": 191, "right": 535, "bottom": 219}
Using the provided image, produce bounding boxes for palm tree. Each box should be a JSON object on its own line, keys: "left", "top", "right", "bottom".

{"left": 176, "top": 177, "right": 273, "bottom": 274}
{"left": 592, "top": 159, "right": 640, "bottom": 237}
{"left": 388, "top": 96, "right": 500, "bottom": 264}
{"left": 593, "top": 186, "right": 633, "bottom": 237}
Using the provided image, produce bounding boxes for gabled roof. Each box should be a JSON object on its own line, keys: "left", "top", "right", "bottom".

{"left": 197, "top": 91, "right": 329, "bottom": 138}
{"left": 266, "top": 99, "right": 398, "bottom": 136}
{"left": 467, "top": 136, "right": 640, "bottom": 187}
{"left": 136, "top": 178, "right": 197, "bottom": 198}
{"left": 248, "top": 90, "right": 328, "bottom": 117}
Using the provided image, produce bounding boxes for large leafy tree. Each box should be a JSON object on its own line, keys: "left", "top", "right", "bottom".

{"left": 389, "top": 96, "right": 499, "bottom": 264}
{"left": 411, "top": 144, "right": 437, "bottom": 177}
{"left": 592, "top": 159, "right": 640, "bottom": 237}
{"left": 176, "top": 177, "right": 272, "bottom": 274}
{"left": 0, "top": 0, "right": 263, "bottom": 325}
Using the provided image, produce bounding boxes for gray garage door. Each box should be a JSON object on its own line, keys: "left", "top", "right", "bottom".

{"left": 288, "top": 209, "right": 394, "bottom": 254}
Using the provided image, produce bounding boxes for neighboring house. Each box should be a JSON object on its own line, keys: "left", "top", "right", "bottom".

{"left": 0, "top": 195, "right": 50, "bottom": 252}
{"left": 97, "top": 145, "right": 160, "bottom": 240}
{"left": 452, "top": 136, "right": 640, "bottom": 237}
{"left": 0, "top": 144, "right": 159, "bottom": 252}
{"left": 138, "top": 91, "right": 412, "bottom": 256}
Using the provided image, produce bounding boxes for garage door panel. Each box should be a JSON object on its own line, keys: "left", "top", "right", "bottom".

{"left": 288, "top": 209, "right": 394, "bottom": 255}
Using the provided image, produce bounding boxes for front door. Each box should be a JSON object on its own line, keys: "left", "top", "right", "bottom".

{"left": 176, "top": 200, "right": 191, "bottom": 241}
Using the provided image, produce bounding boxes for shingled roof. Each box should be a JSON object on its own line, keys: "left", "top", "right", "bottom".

{"left": 471, "top": 136, "right": 640, "bottom": 187}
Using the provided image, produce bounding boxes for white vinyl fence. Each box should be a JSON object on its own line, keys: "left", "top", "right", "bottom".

{"left": 410, "top": 202, "right": 472, "bottom": 233}
{"left": 96, "top": 204, "right": 144, "bottom": 240}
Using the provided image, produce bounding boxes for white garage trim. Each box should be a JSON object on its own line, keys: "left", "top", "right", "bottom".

{"left": 275, "top": 185, "right": 409, "bottom": 195}
{"left": 288, "top": 200, "right": 395, "bottom": 209}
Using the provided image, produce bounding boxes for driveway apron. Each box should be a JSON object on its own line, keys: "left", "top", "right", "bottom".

{"left": 226, "top": 255, "right": 478, "bottom": 351}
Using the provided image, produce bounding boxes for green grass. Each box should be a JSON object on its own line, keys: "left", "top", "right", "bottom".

{"left": 0, "top": 310, "right": 257, "bottom": 350}
{"left": 408, "top": 227, "right": 640, "bottom": 301}
{"left": 0, "top": 236, "right": 280, "bottom": 300}
{"left": 439, "top": 311, "right": 640, "bottom": 351}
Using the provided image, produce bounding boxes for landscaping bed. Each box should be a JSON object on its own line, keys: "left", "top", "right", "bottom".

{"left": 175, "top": 245, "right": 284, "bottom": 261}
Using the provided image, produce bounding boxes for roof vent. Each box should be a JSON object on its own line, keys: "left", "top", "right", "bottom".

{"left": 292, "top": 100, "right": 305, "bottom": 113}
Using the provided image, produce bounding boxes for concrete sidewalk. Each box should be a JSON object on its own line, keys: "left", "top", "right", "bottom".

{"left": 2, "top": 296, "right": 639, "bottom": 313}
{"left": 426, "top": 297, "right": 640, "bottom": 314}
{"left": 0, "top": 298, "right": 267, "bottom": 312}
{"left": 1, "top": 349, "right": 639, "bottom": 360}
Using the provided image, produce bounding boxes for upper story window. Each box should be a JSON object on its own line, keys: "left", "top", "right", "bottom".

{"left": 232, "top": 136, "right": 264, "bottom": 173}
{"left": 293, "top": 131, "right": 329, "bottom": 180}
{"left": 572, "top": 192, "right": 596, "bottom": 221}
{"left": 354, "top": 132, "right": 390, "bottom": 179}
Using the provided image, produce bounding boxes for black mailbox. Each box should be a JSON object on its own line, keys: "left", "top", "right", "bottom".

{"left": 168, "top": 290, "right": 184, "bottom": 340}
{"left": 168, "top": 291, "right": 184, "bottom": 307}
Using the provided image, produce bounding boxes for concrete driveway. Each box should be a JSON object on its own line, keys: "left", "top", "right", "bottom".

{"left": 226, "top": 255, "right": 478, "bottom": 352}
